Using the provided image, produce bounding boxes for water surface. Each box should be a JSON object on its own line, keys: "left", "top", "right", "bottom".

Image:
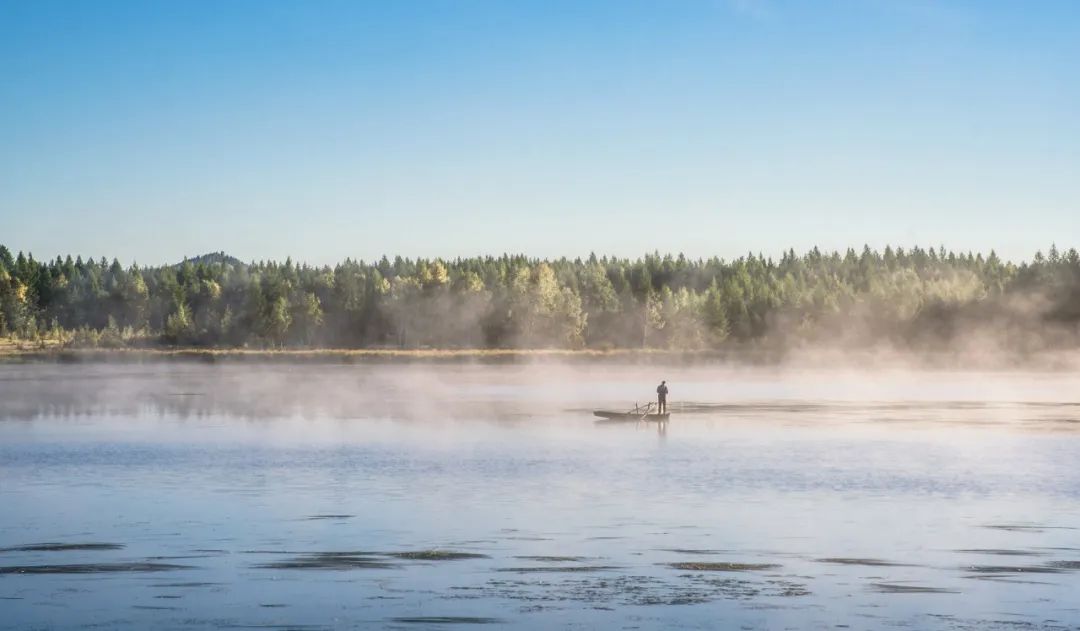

{"left": 2, "top": 363, "right": 1079, "bottom": 629}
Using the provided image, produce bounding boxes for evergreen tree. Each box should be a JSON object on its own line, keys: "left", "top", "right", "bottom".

{"left": 0, "top": 243, "right": 1077, "bottom": 352}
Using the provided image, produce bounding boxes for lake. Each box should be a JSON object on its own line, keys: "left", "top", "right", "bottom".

{"left": 1, "top": 362, "right": 1079, "bottom": 630}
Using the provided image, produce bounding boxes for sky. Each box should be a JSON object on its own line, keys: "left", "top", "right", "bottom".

{"left": 1, "top": 0, "right": 1078, "bottom": 266}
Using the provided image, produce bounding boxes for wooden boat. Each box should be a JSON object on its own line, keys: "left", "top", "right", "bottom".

{"left": 593, "top": 402, "right": 669, "bottom": 422}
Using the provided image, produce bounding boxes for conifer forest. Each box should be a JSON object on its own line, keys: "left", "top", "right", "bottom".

{"left": 2, "top": 244, "right": 1078, "bottom": 352}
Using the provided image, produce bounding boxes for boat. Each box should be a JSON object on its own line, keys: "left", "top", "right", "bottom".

{"left": 593, "top": 410, "right": 670, "bottom": 422}
{"left": 593, "top": 402, "right": 670, "bottom": 422}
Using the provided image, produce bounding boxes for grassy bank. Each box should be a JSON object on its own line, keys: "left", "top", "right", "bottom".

{"left": 0, "top": 339, "right": 746, "bottom": 364}
{"left": 3, "top": 337, "right": 1080, "bottom": 370}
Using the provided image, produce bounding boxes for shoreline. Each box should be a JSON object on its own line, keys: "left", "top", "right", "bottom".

{"left": 0, "top": 345, "right": 746, "bottom": 364}
{"left": 2, "top": 342, "right": 1080, "bottom": 370}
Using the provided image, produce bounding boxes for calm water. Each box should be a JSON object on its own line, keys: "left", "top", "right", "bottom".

{"left": 1, "top": 362, "right": 1079, "bottom": 630}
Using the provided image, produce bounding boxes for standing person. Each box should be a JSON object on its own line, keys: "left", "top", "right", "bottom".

{"left": 656, "top": 380, "right": 668, "bottom": 414}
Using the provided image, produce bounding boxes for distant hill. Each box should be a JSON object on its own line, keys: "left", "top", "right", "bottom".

{"left": 178, "top": 252, "right": 245, "bottom": 268}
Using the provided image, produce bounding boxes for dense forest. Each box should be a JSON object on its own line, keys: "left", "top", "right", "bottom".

{"left": 2, "top": 244, "right": 1079, "bottom": 352}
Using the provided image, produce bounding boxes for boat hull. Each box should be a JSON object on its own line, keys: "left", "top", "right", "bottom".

{"left": 593, "top": 411, "right": 670, "bottom": 421}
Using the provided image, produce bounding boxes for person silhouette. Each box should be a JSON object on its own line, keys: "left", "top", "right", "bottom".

{"left": 656, "top": 380, "right": 668, "bottom": 414}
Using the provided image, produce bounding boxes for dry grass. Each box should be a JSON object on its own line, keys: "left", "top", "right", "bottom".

{"left": 0, "top": 336, "right": 66, "bottom": 354}
{"left": 0, "top": 339, "right": 730, "bottom": 363}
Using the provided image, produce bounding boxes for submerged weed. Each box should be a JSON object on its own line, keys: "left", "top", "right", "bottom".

{"left": 385, "top": 550, "right": 489, "bottom": 561}
{"left": 666, "top": 562, "right": 780, "bottom": 572}
{"left": 0, "top": 543, "right": 123, "bottom": 553}
{"left": 0, "top": 562, "right": 189, "bottom": 574}
{"left": 255, "top": 552, "right": 394, "bottom": 570}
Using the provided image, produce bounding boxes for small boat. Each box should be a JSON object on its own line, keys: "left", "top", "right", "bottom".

{"left": 593, "top": 402, "right": 669, "bottom": 422}
{"left": 593, "top": 410, "right": 670, "bottom": 422}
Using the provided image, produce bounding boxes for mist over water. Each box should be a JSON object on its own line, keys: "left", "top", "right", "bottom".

{"left": 2, "top": 362, "right": 1079, "bottom": 630}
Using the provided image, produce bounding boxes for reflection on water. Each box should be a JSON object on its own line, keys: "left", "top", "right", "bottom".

{"left": 1, "top": 362, "right": 1080, "bottom": 630}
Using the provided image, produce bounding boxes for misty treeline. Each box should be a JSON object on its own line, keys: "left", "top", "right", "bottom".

{"left": 2, "top": 244, "right": 1079, "bottom": 352}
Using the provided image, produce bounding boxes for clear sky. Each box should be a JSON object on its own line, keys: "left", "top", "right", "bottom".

{"left": 1, "top": 0, "right": 1077, "bottom": 266}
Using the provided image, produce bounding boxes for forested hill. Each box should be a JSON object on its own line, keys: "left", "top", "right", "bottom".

{"left": 179, "top": 252, "right": 245, "bottom": 268}
{"left": 1, "top": 244, "right": 1079, "bottom": 352}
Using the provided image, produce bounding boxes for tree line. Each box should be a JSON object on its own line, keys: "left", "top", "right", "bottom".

{"left": 2, "top": 244, "right": 1079, "bottom": 351}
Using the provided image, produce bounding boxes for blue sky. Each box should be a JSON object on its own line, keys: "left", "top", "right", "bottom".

{"left": 1, "top": 0, "right": 1077, "bottom": 265}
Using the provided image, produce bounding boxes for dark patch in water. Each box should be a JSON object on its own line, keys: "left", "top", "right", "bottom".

{"left": 0, "top": 542, "right": 123, "bottom": 553}
{"left": 0, "top": 562, "right": 190, "bottom": 574}
{"left": 254, "top": 552, "right": 394, "bottom": 570}
{"left": 259, "top": 603, "right": 287, "bottom": 608}
{"left": 982, "top": 525, "right": 1043, "bottom": 533}
{"left": 213, "top": 625, "right": 330, "bottom": 630}
{"left": 955, "top": 549, "right": 1045, "bottom": 557}
{"left": 496, "top": 566, "right": 617, "bottom": 573}
{"left": 764, "top": 579, "right": 812, "bottom": 597}
{"left": 683, "top": 576, "right": 811, "bottom": 600}
{"left": 385, "top": 550, "right": 488, "bottom": 561}
{"left": 513, "top": 556, "right": 586, "bottom": 562}
{"left": 962, "top": 565, "right": 1066, "bottom": 574}
{"left": 816, "top": 558, "right": 911, "bottom": 567}
{"left": 870, "top": 583, "right": 958, "bottom": 594}
{"left": 150, "top": 582, "right": 222, "bottom": 588}
{"left": 132, "top": 605, "right": 180, "bottom": 610}
{"left": 659, "top": 549, "right": 728, "bottom": 555}
{"left": 981, "top": 524, "right": 1075, "bottom": 533}
{"left": 666, "top": 562, "right": 780, "bottom": 572}
{"left": 962, "top": 575, "right": 1054, "bottom": 585}
{"left": 450, "top": 573, "right": 808, "bottom": 606}
{"left": 390, "top": 617, "right": 503, "bottom": 625}
{"left": 304, "top": 514, "right": 354, "bottom": 520}
{"left": 1046, "top": 560, "right": 1080, "bottom": 570}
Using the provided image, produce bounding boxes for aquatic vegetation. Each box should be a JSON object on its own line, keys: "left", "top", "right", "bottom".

{"left": 666, "top": 562, "right": 781, "bottom": 572}
{"left": 385, "top": 550, "right": 489, "bottom": 561}
{"left": 955, "top": 549, "right": 1046, "bottom": 556}
{"left": 0, "top": 562, "right": 190, "bottom": 574}
{"left": 495, "top": 566, "right": 618, "bottom": 573}
{"left": 390, "top": 617, "right": 503, "bottom": 625}
{"left": 450, "top": 572, "right": 809, "bottom": 607}
{"left": 0, "top": 542, "right": 123, "bottom": 553}
{"left": 689, "top": 576, "right": 811, "bottom": 599}
{"left": 870, "top": 583, "right": 959, "bottom": 594}
{"left": 981, "top": 524, "right": 1053, "bottom": 533}
{"left": 816, "top": 558, "right": 912, "bottom": 567}
{"left": 254, "top": 552, "right": 394, "bottom": 570}
{"left": 1047, "top": 560, "right": 1080, "bottom": 570}
{"left": 962, "top": 565, "right": 1067, "bottom": 574}
{"left": 962, "top": 575, "right": 1055, "bottom": 585}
